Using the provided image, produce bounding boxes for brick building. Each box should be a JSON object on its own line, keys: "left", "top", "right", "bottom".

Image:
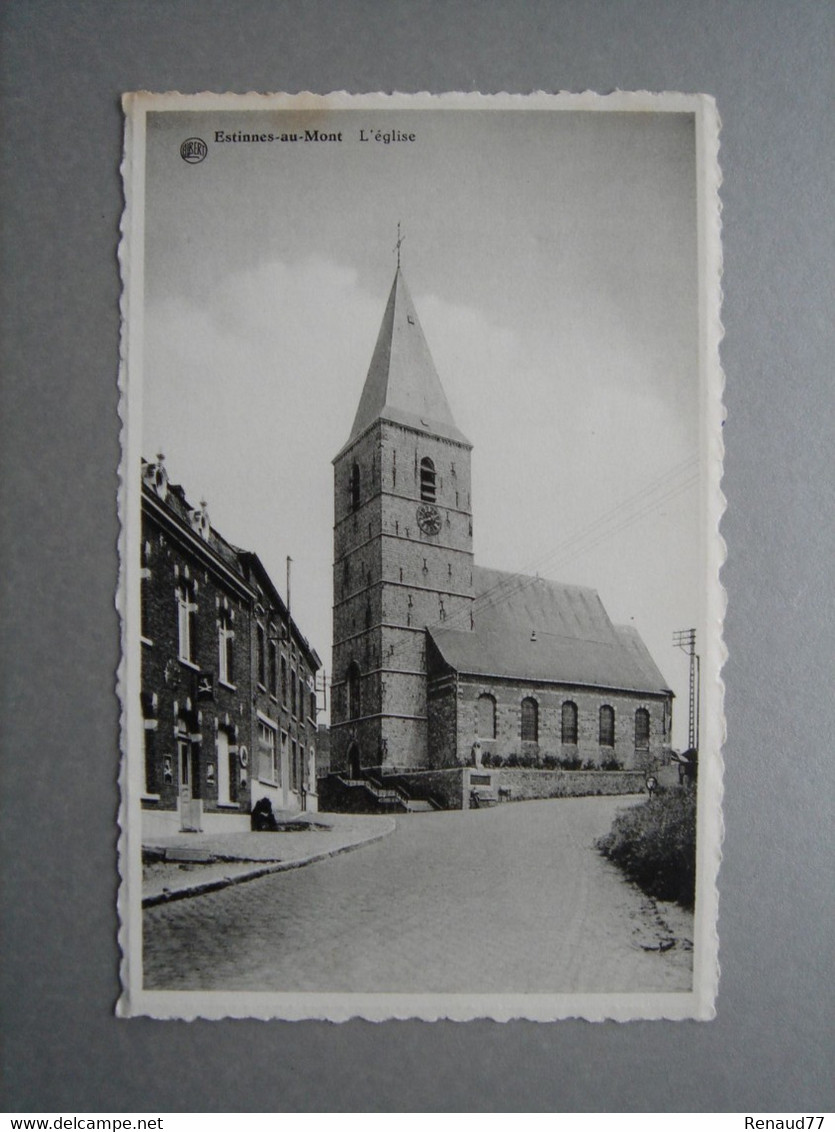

{"left": 330, "top": 268, "right": 673, "bottom": 775}
{"left": 140, "top": 457, "right": 321, "bottom": 836}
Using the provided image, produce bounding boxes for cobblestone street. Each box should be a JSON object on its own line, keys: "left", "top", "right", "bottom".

{"left": 143, "top": 795, "right": 693, "bottom": 994}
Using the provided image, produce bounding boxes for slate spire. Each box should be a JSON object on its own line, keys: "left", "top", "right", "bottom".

{"left": 346, "top": 267, "right": 470, "bottom": 447}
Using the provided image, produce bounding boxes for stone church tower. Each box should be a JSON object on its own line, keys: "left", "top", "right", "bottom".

{"left": 331, "top": 267, "right": 474, "bottom": 773}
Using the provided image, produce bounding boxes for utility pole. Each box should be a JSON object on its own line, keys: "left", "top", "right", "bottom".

{"left": 673, "top": 628, "right": 700, "bottom": 751}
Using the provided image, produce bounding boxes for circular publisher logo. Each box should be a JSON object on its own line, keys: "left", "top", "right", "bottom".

{"left": 180, "top": 137, "right": 207, "bottom": 164}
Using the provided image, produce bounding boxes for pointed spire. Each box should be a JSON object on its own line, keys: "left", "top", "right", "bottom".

{"left": 345, "top": 267, "right": 470, "bottom": 449}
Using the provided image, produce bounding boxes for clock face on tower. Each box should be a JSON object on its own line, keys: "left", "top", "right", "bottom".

{"left": 416, "top": 503, "right": 442, "bottom": 535}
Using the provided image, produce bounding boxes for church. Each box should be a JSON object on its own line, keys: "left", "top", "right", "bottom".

{"left": 330, "top": 266, "right": 673, "bottom": 778}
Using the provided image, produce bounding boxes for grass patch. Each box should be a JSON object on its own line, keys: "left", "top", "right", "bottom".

{"left": 596, "top": 787, "right": 696, "bottom": 909}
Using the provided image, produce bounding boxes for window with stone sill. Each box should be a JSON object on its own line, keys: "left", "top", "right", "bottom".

{"left": 218, "top": 614, "right": 235, "bottom": 685}
{"left": 256, "top": 623, "right": 266, "bottom": 688}
{"left": 176, "top": 580, "right": 197, "bottom": 664}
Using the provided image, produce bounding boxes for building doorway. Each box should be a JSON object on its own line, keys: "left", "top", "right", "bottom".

{"left": 178, "top": 734, "right": 202, "bottom": 831}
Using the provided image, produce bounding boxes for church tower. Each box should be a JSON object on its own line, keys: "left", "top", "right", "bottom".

{"left": 332, "top": 266, "right": 474, "bottom": 773}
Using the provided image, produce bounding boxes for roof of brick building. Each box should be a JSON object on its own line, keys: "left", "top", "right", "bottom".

{"left": 141, "top": 458, "right": 320, "bottom": 670}
{"left": 429, "top": 566, "right": 671, "bottom": 695}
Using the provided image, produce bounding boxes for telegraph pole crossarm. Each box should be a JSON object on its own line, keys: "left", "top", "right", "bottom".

{"left": 673, "top": 628, "right": 699, "bottom": 752}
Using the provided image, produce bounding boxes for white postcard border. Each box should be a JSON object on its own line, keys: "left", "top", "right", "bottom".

{"left": 117, "top": 89, "right": 725, "bottom": 1022}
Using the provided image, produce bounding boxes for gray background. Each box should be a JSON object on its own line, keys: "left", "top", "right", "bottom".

{"left": 1, "top": 0, "right": 832, "bottom": 1113}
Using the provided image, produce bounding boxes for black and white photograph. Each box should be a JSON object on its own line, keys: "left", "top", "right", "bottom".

{"left": 119, "top": 91, "right": 724, "bottom": 1021}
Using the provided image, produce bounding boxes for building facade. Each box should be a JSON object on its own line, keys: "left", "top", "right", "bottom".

{"left": 331, "top": 268, "right": 673, "bottom": 775}
{"left": 140, "top": 457, "right": 321, "bottom": 836}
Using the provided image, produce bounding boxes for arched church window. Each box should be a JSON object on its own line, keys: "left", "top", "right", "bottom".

{"left": 599, "top": 705, "right": 615, "bottom": 747}
{"left": 635, "top": 708, "right": 650, "bottom": 749}
{"left": 477, "top": 694, "right": 496, "bottom": 739}
{"left": 419, "top": 457, "right": 436, "bottom": 502}
{"left": 561, "top": 701, "right": 578, "bottom": 745}
{"left": 521, "top": 697, "right": 539, "bottom": 742}
{"left": 350, "top": 463, "right": 360, "bottom": 512}
{"left": 346, "top": 662, "right": 361, "bottom": 720}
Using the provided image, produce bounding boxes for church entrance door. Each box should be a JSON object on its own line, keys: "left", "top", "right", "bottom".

{"left": 347, "top": 742, "right": 361, "bottom": 781}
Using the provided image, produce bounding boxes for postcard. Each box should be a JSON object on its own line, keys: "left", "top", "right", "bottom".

{"left": 118, "top": 91, "right": 724, "bottom": 1021}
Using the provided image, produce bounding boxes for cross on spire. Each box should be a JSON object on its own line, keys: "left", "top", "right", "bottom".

{"left": 394, "top": 221, "right": 405, "bottom": 269}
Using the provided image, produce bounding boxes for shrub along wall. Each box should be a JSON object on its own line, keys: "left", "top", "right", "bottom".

{"left": 494, "top": 768, "right": 646, "bottom": 801}
{"left": 596, "top": 786, "right": 697, "bottom": 908}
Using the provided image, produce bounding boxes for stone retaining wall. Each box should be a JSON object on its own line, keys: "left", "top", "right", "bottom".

{"left": 392, "top": 766, "right": 645, "bottom": 809}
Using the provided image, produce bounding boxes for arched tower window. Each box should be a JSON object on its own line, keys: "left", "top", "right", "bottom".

{"left": 561, "top": 701, "right": 578, "bottom": 745}
{"left": 599, "top": 705, "right": 615, "bottom": 747}
{"left": 419, "top": 457, "right": 436, "bottom": 502}
{"left": 350, "top": 463, "right": 360, "bottom": 512}
{"left": 346, "top": 661, "right": 361, "bottom": 720}
{"left": 635, "top": 708, "right": 650, "bottom": 749}
{"left": 477, "top": 694, "right": 496, "bottom": 739}
{"left": 521, "top": 697, "right": 539, "bottom": 742}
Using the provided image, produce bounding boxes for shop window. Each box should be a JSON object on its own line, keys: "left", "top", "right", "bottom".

{"left": 257, "top": 719, "right": 278, "bottom": 785}
{"left": 216, "top": 728, "right": 235, "bottom": 805}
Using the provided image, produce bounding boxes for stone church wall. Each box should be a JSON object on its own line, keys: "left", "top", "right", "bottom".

{"left": 440, "top": 675, "right": 671, "bottom": 770}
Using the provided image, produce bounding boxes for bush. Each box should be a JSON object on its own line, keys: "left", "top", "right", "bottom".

{"left": 559, "top": 755, "right": 582, "bottom": 770}
{"left": 582, "top": 759, "right": 596, "bottom": 770}
{"left": 542, "top": 754, "right": 558, "bottom": 770}
{"left": 596, "top": 788, "right": 696, "bottom": 908}
{"left": 600, "top": 755, "right": 624, "bottom": 771}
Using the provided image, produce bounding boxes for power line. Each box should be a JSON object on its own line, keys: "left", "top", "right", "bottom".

{"left": 351, "top": 454, "right": 699, "bottom": 673}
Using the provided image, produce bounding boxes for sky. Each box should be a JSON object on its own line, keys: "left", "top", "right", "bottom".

{"left": 141, "top": 104, "right": 703, "bottom": 747}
